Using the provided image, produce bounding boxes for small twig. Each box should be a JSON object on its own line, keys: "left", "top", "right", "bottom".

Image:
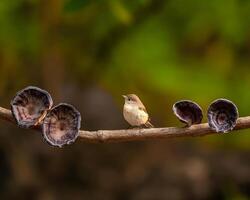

{"left": 1, "top": 106, "right": 250, "bottom": 143}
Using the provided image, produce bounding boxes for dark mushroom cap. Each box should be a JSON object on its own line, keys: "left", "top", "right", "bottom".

{"left": 42, "top": 103, "right": 81, "bottom": 147}
{"left": 173, "top": 100, "right": 203, "bottom": 126}
{"left": 207, "top": 98, "right": 239, "bottom": 133}
{"left": 11, "top": 86, "right": 53, "bottom": 128}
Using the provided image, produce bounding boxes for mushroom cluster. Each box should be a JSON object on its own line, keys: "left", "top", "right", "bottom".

{"left": 173, "top": 98, "right": 238, "bottom": 133}
{"left": 11, "top": 86, "right": 81, "bottom": 147}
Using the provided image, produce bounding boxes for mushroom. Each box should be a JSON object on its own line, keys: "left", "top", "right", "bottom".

{"left": 207, "top": 98, "right": 239, "bottom": 133}
{"left": 11, "top": 86, "right": 53, "bottom": 128}
{"left": 173, "top": 100, "right": 203, "bottom": 127}
{"left": 42, "top": 103, "right": 81, "bottom": 147}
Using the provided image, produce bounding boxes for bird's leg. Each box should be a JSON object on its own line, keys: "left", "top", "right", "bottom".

{"left": 138, "top": 124, "right": 146, "bottom": 129}
{"left": 127, "top": 125, "right": 141, "bottom": 129}
{"left": 126, "top": 125, "right": 136, "bottom": 129}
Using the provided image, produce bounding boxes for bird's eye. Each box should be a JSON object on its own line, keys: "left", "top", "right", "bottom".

{"left": 128, "top": 98, "right": 131, "bottom": 101}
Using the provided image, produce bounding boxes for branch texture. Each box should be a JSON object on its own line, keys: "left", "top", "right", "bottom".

{"left": 1, "top": 106, "right": 250, "bottom": 143}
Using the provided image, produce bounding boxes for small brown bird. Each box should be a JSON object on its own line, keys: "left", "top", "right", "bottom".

{"left": 122, "top": 94, "right": 153, "bottom": 128}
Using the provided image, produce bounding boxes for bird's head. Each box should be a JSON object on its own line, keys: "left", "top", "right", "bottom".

{"left": 122, "top": 94, "right": 142, "bottom": 106}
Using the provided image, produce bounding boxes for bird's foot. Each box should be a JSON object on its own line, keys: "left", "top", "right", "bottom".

{"left": 126, "top": 125, "right": 141, "bottom": 129}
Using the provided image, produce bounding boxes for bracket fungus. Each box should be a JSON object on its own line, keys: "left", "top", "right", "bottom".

{"left": 11, "top": 86, "right": 53, "bottom": 128}
{"left": 207, "top": 98, "right": 239, "bottom": 133}
{"left": 173, "top": 100, "right": 203, "bottom": 127}
{"left": 42, "top": 103, "right": 81, "bottom": 147}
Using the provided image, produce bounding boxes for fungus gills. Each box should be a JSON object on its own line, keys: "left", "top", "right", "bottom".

{"left": 173, "top": 100, "right": 203, "bottom": 127}
{"left": 42, "top": 103, "right": 81, "bottom": 147}
{"left": 207, "top": 98, "right": 238, "bottom": 133}
{"left": 11, "top": 86, "right": 53, "bottom": 128}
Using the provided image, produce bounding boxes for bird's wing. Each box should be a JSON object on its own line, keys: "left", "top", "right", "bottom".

{"left": 138, "top": 105, "right": 148, "bottom": 114}
{"left": 139, "top": 106, "right": 154, "bottom": 127}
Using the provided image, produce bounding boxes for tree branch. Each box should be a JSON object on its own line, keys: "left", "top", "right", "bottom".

{"left": 1, "top": 106, "right": 250, "bottom": 143}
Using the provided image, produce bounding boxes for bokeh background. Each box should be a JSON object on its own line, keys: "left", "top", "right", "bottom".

{"left": 0, "top": 0, "right": 250, "bottom": 199}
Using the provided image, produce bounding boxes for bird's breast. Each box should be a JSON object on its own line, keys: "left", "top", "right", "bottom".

{"left": 123, "top": 104, "right": 148, "bottom": 126}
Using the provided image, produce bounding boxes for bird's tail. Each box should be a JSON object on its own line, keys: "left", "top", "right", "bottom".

{"left": 145, "top": 120, "right": 154, "bottom": 128}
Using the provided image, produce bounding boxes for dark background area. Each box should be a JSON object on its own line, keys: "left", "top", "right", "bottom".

{"left": 0, "top": 0, "right": 250, "bottom": 199}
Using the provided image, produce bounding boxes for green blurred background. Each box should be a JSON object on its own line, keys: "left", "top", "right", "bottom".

{"left": 0, "top": 0, "right": 250, "bottom": 199}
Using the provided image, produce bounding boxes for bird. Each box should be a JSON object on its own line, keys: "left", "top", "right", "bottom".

{"left": 122, "top": 94, "right": 154, "bottom": 128}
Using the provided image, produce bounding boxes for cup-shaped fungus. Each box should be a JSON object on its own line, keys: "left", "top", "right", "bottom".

{"left": 42, "top": 103, "right": 81, "bottom": 147}
{"left": 11, "top": 86, "right": 53, "bottom": 128}
{"left": 207, "top": 98, "right": 238, "bottom": 133}
{"left": 173, "top": 100, "right": 203, "bottom": 127}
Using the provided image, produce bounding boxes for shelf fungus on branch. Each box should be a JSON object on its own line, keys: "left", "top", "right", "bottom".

{"left": 11, "top": 86, "right": 53, "bottom": 128}
{"left": 42, "top": 103, "right": 81, "bottom": 147}
{"left": 173, "top": 100, "right": 203, "bottom": 127}
{"left": 207, "top": 98, "right": 239, "bottom": 133}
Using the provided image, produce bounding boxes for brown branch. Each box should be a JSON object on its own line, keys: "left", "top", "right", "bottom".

{"left": 1, "top": 106, "right": 250, "bottom": 143}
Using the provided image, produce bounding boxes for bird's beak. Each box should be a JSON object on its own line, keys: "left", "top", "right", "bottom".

{"left": 122, "top": 95, "right": 127, "bottom": 99}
